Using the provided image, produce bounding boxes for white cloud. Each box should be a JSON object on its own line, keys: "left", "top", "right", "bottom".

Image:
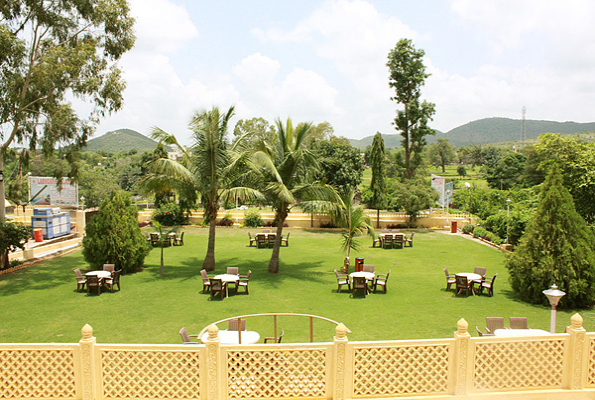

{"left": 128, "top": 0, "right": 199, "bottom": 53}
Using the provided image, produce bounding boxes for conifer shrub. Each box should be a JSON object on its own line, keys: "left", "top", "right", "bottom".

{"left": 83, "top": 192, "right": 150, "bottom": 274}
{"left": 506, "top": 167, "right": 595, "bottom": 308}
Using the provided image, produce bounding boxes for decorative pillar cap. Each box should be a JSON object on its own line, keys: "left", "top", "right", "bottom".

{"left": 81, "top": 324, "right": 93, "bottom": 339}
{"left": 571, "top": 313, "right": 583, "bottom": 329}
{"left": 457, "top": 318, "right": 468, "bottom": 334}
{"left": 207, "top": 324, "right": 219, "bottom": 340}
{"left": 335, "top": 323, "right": 347, "bottom": 339}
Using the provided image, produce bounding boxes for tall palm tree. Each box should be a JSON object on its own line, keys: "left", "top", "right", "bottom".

{"left": 330, "top": 187, "right": 374, "bottom": 272}
{"left": 146, "top": 105, "right": 261, "bottom": 271}
{"left": 253, "top": 118, "right": 337, "bottom": 274}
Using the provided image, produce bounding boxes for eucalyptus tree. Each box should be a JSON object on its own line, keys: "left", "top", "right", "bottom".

{"left": 253, "top": 118, "right": 338, "bottom": 274}
{"left": 387, "top": 39, "right": 436, "bottom": 179}
{"left": 368, "top": 132, "right": 386, "bottom": 228}
{"left": 0, "top": 0, "right": 136, "bottom": 220}
{"left": 330, "top": 187, "right": 374, "bottom": 272}
{"left": 148, "top": 106, "right": 261, "bottom": 271}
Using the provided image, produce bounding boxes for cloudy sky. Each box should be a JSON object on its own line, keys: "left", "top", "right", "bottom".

{"left": 89, "top": 0, "right": 595, "bottom": 144}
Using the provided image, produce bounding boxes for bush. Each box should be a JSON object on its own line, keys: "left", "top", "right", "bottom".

{"left": 0, "top": 221, "right": 31, "bottom": 269}
{"left": 216, "top": 217, "right": 234, "bottom": 227}
{"left": 244, "top": 211, "right": 263, "bottom": 227}
{"left": 153, "top": 203, "right": 186, "bottom": 226}
{"left": 472, "top": 226, "right": 488, "bottom": 239}
{"left": 320, "top": 221, "right": 337, "bottom": 228}
{"left": 483, "top": 210, "right": 531, "bottom": 246}
{"left": 83, "top": 191, "right": 150, "bottom": 274}
{"left": 264, "top": 220, "right": 289, "bottom": 228}
{"left": 387, "top": 223, "right": 407, "bottom": 229}
{"left": 462, "top": 224, "right": 475, "bottom": 234}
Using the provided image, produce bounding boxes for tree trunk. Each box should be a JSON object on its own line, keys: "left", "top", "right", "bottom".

{"left": 0, "top": 155, "right": 5, "bottom": 222}
{"left": 202, "top": 213, "right": 217, "bottom": 271}
{"left": 376, "top": 209, "right": 380, "bottom": 229}
{"left": 160, "top": 245, "right": 164, "bottom": 275}
{"left": 268, "top": 211, "right": 287, "bottom": 274}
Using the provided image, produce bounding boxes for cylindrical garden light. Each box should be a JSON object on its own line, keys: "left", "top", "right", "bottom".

{"left": 542, "top": 284, "right": 565, "bottom": 333}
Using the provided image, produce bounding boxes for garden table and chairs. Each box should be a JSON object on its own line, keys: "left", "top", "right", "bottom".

{"left": 377, "top": 232, "right": 405, "bottom": 249}
{"left": 213, "top": 273, "right": 240, "bottom": 298}
{"left": 455, "top": 272, "right": 482, "bottom": 296}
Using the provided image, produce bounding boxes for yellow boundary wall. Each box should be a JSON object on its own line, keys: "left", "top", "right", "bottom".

{"left": 1, "top": 314, "right": 594, "bottom": 400}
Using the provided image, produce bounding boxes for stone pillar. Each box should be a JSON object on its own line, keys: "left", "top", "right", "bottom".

{"left": 204, "top": 324, "right": 221, "bottom": 400}
{"left": 79, "top": 324, "right": 97, "bottom": 400}
{"left": 566, "top": 313, "right": 587, "bottom": 390}
{"left": 333, "top": 323, "right": 349, "bottom": 400}
{"left": 453, "top": 318, "right": 471, "bottom": 396}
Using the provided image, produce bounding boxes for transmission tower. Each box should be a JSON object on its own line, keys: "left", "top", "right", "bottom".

{"left": 521, "top": 106, "right": 526, "bottom": 151}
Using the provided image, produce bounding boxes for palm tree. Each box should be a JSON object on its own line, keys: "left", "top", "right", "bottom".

{"left": 330, "top": 187, "right": 374, "bottom": 272}
{"left": 253, "top": 118, "right": 337, "bottom": 274}
{"left": 146, "top": 105, "right": 261, "bottom": 271}
{"left": 151, "top": 220, "right": 178, "bottom": 275}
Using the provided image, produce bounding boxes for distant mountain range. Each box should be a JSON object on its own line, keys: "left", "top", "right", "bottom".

{"left": 349, "top": 118, "right": 595, "bottom": 149}
{"left": 84, "top": 129, "right": 171, "bottom": 153}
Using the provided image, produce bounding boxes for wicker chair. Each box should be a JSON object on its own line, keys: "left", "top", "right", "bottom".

{"left": 248, "top": 232, "right": 256, "bottom": 247}
{"left": 103, "top": 264, "right": 115, "bottom": 273}
{"left": 474, "top": 266, "right": 487, "bottom": 277}
{"left": 393, "top": 234, "right": 404, "bottom": 249}
{"left": 444, "top": 268, "right": 456, "bottom": 291}
{"left": 256, "top": 234, "right": 267, "bottom": 248}
{"left": 510, "top": 317, "right": 528, "bottom": 329}
{"left": 236, "top": 270, "right": 251, "bottom": 295}
{"left": 210, "top": 279, "right": 225, "bottom": 300}
{"left": 227, "top": 318, "right": 247, "bottom": 331}
{"left": 372, "top": 236, "right": 382, "bottom": 248}
{"left": 485, "top": 317, "right": 504, "bottom": 335}
{"left": 478, "top": 273, "right": 497, "bottom": 297}
{"left": 267, "top": 234, "right": 276, "bottom": 248}
{"left": 382, "top": 235, "right": 393, "bottom": 249}
{"left": 74, "top": 269, "right": 87, "bottom": 292}
{"left": 281, "top": 232, "right": 290, "bottom": 247}
{"left": 264, "top": 329, "right": 285, "bottom": 343}
{"left": 352, "top": 276, "right": 367, "bottom": 298}
{"left": 227, "top": 267, "right": 239, "bottom": 275}
{"left": 174, "top": 232, "right": 184, "bottom": 246}
{"left": 373, "top": 270, "right": 391, "bottom": 293}
{"left": 455, "top": 275, "right": 470, "bottom": 297}
{"left": 200, "top": 269, "right": 214, "bottom": 293}
{"left": 104, "top": 270, "right": 121, "bottom": 292}
{"left": 179, "top": 327, "right": 200, "bottom": 344}
{"left": 86, "top": 275, "right": 101, "bottom": 296}
{"left": 404, "top": 232, "right": 415, "bottom": 247}
{"left": 334, "top": 269, "right": 350, "bottom": 293}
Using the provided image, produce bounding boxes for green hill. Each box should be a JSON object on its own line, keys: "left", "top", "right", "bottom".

{"left": 349, "top": 118, "right": 595, "bottom": 149}
{"left": 84, "top": 129, "right": 170, "bottom": 153}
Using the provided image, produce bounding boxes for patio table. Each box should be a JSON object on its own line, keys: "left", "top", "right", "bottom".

{"left": 214, "top": 274, "right": 240, "bottom": 297}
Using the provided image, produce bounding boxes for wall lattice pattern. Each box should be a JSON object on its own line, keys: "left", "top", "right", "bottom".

{"left": 227, "top": 349, "right": 327, "bottom": 398}
{"left": 352, "top": 343, "right": 450, "bottom": 396}
{"left": 100, "top": 349, "right": 201, "bottom": 399}
{"left": 588, "top": 337, "right": 595, "bottom": 387}
{"left": 0, "top": 349, "right": 77, "bottom": 399}
{"left": 474, "top": 339, "right": 565, "bottom": 390}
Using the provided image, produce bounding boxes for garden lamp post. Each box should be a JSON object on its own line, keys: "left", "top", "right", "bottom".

{"left": 80, "top": 196, "right": 85, "bottom": 236}
{"left": 543, "top": 284, "right": 565, "bottom": 333}
{"left": 506, "top": 198, "right": 511, "bottom": 244}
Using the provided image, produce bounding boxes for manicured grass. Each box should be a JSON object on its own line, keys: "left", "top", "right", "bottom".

{"left": 0, "top": 228, "right": 584, "bottom": 344}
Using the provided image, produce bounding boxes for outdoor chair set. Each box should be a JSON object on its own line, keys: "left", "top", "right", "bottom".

{"left": 249, "top": 231, "right": 289, "bottom": 248}
{"left": 476, "top": 317, "right": 528, "bottom": 336}
{"left": 74, "top": 264, "right": 121, "bottom": 296}
{"left": 335, "top": 268, "right": 391, "bottom": 298}
{"left": 147, "top": 231, "right": 184, "bottom": 247}
{"left": 443, "top": 267, "right": 497, "bottom": 297}
{"left": 201, "top": 267, "right": 251, "bottom": 300}
{"left": 373, "top": 231, "right": 414, "bottom": 249}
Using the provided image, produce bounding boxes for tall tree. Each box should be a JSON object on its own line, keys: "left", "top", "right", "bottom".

{"left": 253, "top": 118, "right": 337, "bottom": 274}
{"left": 149, "top": 106, "right": 261, "bottom": 271}
{"left": 0, "top": 0, "right": 135, "bottom": 221}
{"left": 387, "top": 39, "right": 436, "bottom": 179}
{"left": 232, "top": 117, "right": 276, "bottom": 148}
{"left": 506, "top": 167, "right": 595, "bottom": 308}
{"left": 314, "top": 140, "right": 364, "bottom": 191}
{"left": 427, "top": 138, "right": 455, "bottom": 173}
{"left": 368, "top": 132, "right": 386, "bottom": 228}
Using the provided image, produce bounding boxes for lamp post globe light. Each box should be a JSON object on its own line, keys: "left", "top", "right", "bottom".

{"left": 543, "top": 284, "right": 566, "bottom": 333}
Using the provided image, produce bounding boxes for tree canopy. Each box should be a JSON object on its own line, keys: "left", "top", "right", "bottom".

{"left": 0, "top": 0, "right": 135, "bottom": 220}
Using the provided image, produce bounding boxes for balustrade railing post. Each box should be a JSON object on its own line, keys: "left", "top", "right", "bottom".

{"left": 204, "top": 324, "right": 222, "bottom": 400}
{"left": 332, "top": 323, "right": 349, "bottom": 400}
{"left": 453, "top": 318, "right": 471, "bottom": 396}
{"left": 565, "top": 313, "right": 587, "bottom": 390}
{"left": 79, "top": 324, "right": 97, "bottom": 400}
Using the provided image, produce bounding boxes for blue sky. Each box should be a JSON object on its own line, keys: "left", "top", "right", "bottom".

{"left": 88, "top": 0, "right": 595, "bottom": 144}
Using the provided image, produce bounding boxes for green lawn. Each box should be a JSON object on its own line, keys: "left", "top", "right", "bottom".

{"left": 0, "top": 228, "right": 584, "bottom": 344}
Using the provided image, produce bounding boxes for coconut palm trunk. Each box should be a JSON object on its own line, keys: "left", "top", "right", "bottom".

{"left": 203, "top": 212, "right": 217, "bottom": 271}
{"left": 268, "top": 210, "right": 288, "bottom": 274}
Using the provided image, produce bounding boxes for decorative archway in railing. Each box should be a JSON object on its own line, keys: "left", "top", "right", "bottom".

{"left": 197, "top": 313, "right": 351, "bottom": 344}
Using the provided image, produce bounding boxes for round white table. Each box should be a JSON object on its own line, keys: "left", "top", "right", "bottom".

{"left": 494, "top": 329, "right": 551, "bottom": 337}
{"left": 455, "top": 272, "right": 482, "bottom": 281}
{"left": 85, "top": 271, "right": 111, "bottom": 279}
{"left": 349, "top": 271, "right": 375, "bottom": 280}
{"left": 201, "top": 330, "right": 260, "bottom": 344}
{"left": 214, "top": 274, "right": 239, "bottom": 297}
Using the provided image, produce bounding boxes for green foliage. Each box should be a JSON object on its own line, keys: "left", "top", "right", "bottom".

{"left": 0, "top": 221, "right": 31, "bottom": 269}
{"left": 84, "top": 129, "right": 169, "bottom": 154}
{"left": 314, "top": 140, "right": 365, "bottom": 191}
{"left": 457, "top": 165, "right": 467, "bottom": 178}
{"left": 153, "top": 203, "right": 186, "bottom": 226}
{"left": 427, "top": 138, "right": 455, "bottom": 173}
{"left": 368, "top": 132, "right": 387, "bottom": 215}
{"left": 216, "top": 215, "right": 234, "bottom": 227}
{"left": 244, "top": 211, "right": 264, "bottom": 227}
{"left": 78, "top": 167, "right": 121, "bottom": 209}
{"left": 387, "top": 38, "right": 436, "bottom": 179}
{"left": 461, "top": 224, "right": 475, "bottom": 234}
{"left": 82, "top": 192, "right": 149, "bottom": 274}
{"left": 486, "top": 152, "right": 527, "bottom": 190}
{"left": 388, "top": 180, "right": 438, "bottom": 226}
{"left": 483, "top": 210, "right": 531, "bottom": 246}
{"left": 506, "top": 168, "right": 595, "bottom": 309}
{"left": 0, "top": 0, "right": 135, "bottom": 219}
{"left": 452, "top": 187, "right": 538, "bottom": 220}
